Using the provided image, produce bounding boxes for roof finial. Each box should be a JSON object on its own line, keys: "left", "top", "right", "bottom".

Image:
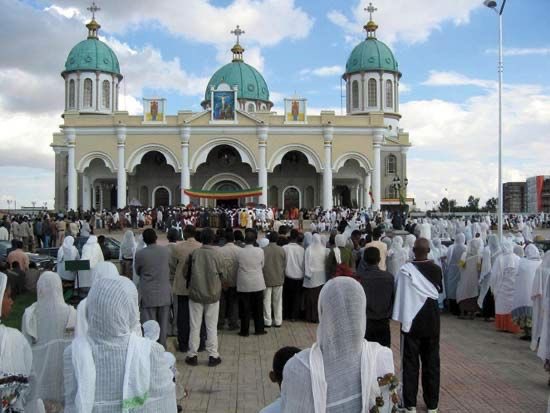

{"left": 363, "top": 2, "right": 378, "bottom": 39}
{"left": 85, "top": 2, "right": 101, "bottom": 39}
{"left": 230, "top": 25, "right": 245, "bottom": 62}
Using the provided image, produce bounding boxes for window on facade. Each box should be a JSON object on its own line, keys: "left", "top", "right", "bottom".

{"left": 247, "top": 103, "right": 255, "bottom": 112}
{"left": 386, "top": 186, "right": 397, "bottom": 199}
{"left": 368, "top": 79, "right": 377, "bottom": 107}
{"left": 352, "top": 80, "right": 359, "bottom": 109}
{"left": 102, "top": 80, "right": 110, "bottom": 108}
{"left": 386, "top": 154, "right": 397, "bottom": 175}
{"left": 385, "top": 80, "right": 393, "bottom": 108}
{"left": 260, "top": 103, "right": 267, "bottom": 111}
{"left": 83, "top": 78, "right": 93, "bottom": 108}
{"left": 68, "top": 79, "right": 75, "bottom": 109}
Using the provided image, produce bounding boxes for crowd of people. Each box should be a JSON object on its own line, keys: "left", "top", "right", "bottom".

{"left": 0, "top": 205, "right": 549, "bottom": 412}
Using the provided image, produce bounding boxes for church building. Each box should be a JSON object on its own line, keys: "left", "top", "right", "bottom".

{"left": 51, "top": 4, "right": 411, "bottom": 212}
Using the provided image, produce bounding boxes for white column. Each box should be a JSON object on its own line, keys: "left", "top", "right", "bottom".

{"left": 364, "top": 173, "right": 372, "bottom": 209}
{"left": 65, "top": 128, "right": 77, "bottom": 211}
{"left": 180, "top": 126, "right": 191, "bottom": 205}
{"left": 82, "top": 174, "right": 91, "bottom": 211}
{"left": 76, "top": 72, "right": 81, "bottom": 111}
{"left": 355, "top": 184, "right": 360, "bottom": 207}
{"left": 99, "top": 185, "right": 104, "bottom": 211}
{"left": 373, "top": 131, "right": 384, "bottom": 211}
{"left": 95, "top": 71, "right": 100, "bottom": 111}
{"left": 257, "top": 126, "right": 269, "bottom": 205}
{"left": 323, "top": 125, "right": 334, "bottom": 210}
{"left": 116, "top": 126, "right": 127, "bottom": 208}
{"left": 92, "top": 184, "right": 97, "bottom": 210}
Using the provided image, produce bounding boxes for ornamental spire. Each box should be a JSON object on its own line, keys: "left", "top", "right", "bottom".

{"left": 86, "top": 2, "right": 101, "bottom": 39}
{"left": 230, "top": 25, "right": 245, "bottom": 62}
{"left": 363, "top": 2, "right": 378, "bottom": 39}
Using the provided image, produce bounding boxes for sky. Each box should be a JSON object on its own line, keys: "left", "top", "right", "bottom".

{"left": 1, "top": 0, "right": 550, "bottom": 210}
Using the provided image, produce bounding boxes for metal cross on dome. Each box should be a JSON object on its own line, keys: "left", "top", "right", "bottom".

{"left": 231, "top": 25, "right": 245, "bottom": 44}
{"left": 87, "top": 2, "right": 101, "bottom": 20}
{"left": 365, "top": 2, "right": 377, "bottom": 20}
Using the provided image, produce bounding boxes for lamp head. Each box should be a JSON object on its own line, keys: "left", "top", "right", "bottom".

{"left": 483, "top": 0, "right": 497, "bottom": 8}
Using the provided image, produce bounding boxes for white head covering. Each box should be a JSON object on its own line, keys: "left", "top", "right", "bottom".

{"left": 120, "top": 230, "right": 137, "bottom": 260}
{"left": 258, "top": 238, "right": 269, "bottom": 248}
{"left": 306, "top": 234, "right": 328, "bottom": 275}
{"left": 333, "top": 234, "right": 347, "bottom": 265}
{"left": 303, "top": 232, "right": 313, "bottom": 249}
{"left": 281, "top": 277, "right": 394, "bottom": 412}
{"left": 59, "top": 236, "right": 77, "bottom": 261}
{"left": 388, "top": 237, "right": 408, "bottom": 277}
{"left": 70, "top": 276, "right": 153, "bottom": 413}
{"left": 0, "top": 272, "right": 6, "bottom": 321}
{"left": 512, "top": 244, "right": 542, "bottom": 314}
{"left": 513, "top": 244, "right": 525, "bottom": 258}
{"left": 143, "top": 320, "right": 161, "bottom": 342}
{"left": 81, "top": 235, "right": 104, "bottom": 268}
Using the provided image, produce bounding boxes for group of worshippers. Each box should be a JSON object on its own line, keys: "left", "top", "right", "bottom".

{"left": 0, "top": 261, "right": 178, "bottom": 412}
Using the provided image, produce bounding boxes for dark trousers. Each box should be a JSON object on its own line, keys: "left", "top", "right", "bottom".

{"left": 219, "top": 287, "right": 239, "bottom": 328}
{"left": 283, "top": 277, "right": 303, "bottom": 320}
{"left": 448, "top": 299, "right": 460, "bottom": 316}
{"left": 238, "top": 291, "right": 265, "bottom": 335}
{"left": 482, "top": 289, "right": 495, "bottom": 319}
{"left": 365, "top": 318, "right": 391, "bottom": 347}
{"left": 177, "top": 295, "right": 205, "bottom": 352}
{"left": 402, "top": 333, "right": 440, "bottom": 410}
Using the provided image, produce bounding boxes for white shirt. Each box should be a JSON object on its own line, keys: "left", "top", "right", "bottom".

{"left": 282, "top": 243, "right": 304, "bottom": 280}
{"left": 259, "top": 397, "right": 281, "bottom": 413}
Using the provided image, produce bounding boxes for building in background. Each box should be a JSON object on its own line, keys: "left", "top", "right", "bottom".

{"left": 503, "top": 182, "right": 525, "bottom": 213}
{"left": 526, "top": 176, "right": 550, "bottom": 213}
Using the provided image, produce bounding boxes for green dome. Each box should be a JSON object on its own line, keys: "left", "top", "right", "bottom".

{"left": 204, "top": 61, "right": 270, "bottom": 102}
{"left": 63, "top": 38, "right": 121, "bottom": 76}
{"left": 345, "top": 38, "right": 399, "bottom": 75}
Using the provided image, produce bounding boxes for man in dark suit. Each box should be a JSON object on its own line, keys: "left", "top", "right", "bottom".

{"left": 135, "top": 228, "right": 172, "bottom": 348}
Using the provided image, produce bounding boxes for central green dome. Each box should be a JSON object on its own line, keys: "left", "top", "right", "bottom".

{"left": 62, "top": 20, "right": 121, "bottom": 77}
{"left": 204, "top": 61, "right": 270, "bottom": 103}
{"left": 345, "top": 37, "right": 399, "bottom": 75}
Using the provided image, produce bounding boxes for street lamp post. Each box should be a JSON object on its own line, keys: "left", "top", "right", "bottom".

{"left": 6, "top": 200, "right": 12, "bottom": 214}
{"left": 484, "top": 0, "right": 506, "bottom": 242}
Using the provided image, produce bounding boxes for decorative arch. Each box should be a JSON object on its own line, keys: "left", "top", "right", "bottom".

{"left": 202, "top": 173, "right": 251, "bottom": 191}
{"left": 77, "top": 151, "right": 117, "bottom": 173}
{"left": 333, "top": 152, "right": 373, "bottom": 173}
{"left": 152, "top": 185, "right": 172, "bottom": 207}
{"left": 190, "top": 138, "right": 258, "bottom": 173}
{"left": 268, "top": 144, "right": 323, "bottom": 173}
{"left": 126, "top": 144, "right": 181, "bottom": 173}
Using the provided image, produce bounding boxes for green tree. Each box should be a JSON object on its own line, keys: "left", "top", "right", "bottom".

{"left": 439, "top": 197, "right": 449, "bottom": 212}
{"left": 485, "top": 197, "right": 497, "bottom": 212}
{"left": 467, "top": 195, "right": 480, "bottom": 211}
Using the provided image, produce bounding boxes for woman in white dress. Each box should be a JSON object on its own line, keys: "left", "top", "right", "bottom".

{"left": 56, "top": 236, "right": 80, "bottom": 281}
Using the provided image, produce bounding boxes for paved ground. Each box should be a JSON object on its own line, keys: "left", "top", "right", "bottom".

{"left": 168, "top": 314, "right": 549, "bottom": 413}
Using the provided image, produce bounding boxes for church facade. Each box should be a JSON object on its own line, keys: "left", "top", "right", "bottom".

{"left": 51, "top": 9, "right": 411, "bottom": 212}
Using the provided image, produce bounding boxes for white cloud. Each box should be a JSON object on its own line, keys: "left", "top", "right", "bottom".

{"left": 401, "top": 79, "right": 550, "bottom": 206}
{"left": 300, "top": 65, "right": 344, "bottom": 77}
{"left": 422, "top": 70, "right": 496, "bottom": 89}
{"left": 328, "top": 0, "right": 480, "bottom": 46}
{"left": 44, "top": 4, "right": 81, "bottom": 19}
{"left": 399, "top": 82, "right": 411, "bottom": 93}
{"left": 486, "top": 47, "right": 550, "bottom": 56}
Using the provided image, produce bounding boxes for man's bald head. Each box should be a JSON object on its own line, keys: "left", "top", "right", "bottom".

{"left": 413, "top": 237, "right": 431, "bottom": 260}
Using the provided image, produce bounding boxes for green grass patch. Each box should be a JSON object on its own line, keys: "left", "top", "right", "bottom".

{"left": 4, "top": 292, "right": 36, "bottom": 330}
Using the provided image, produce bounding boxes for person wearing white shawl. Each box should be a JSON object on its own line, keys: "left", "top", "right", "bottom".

{"left": 0, "top": 272, "right": 34, "bottom": 411}
{"left": 404, "top": 234, "right": 416, "bottom": 262}
{"left": 78, "top": 236, "right": 105, "bottom": 289}
{"left": 303, "top": 234, "right": 329, "bottom": 323}
{"left": 57, "top": 236, "right": 80, "bottom": 281}
{"left": 281, "top": 277, "right": 396, "bottom": 413}
{"left": 478, "top": 234, "right": 501, "bottom": 320}
{"left": 531, "top": 252, "right": 550, "bottom": 352}
{"left": 430, "top": 238, "right": 447, "bottom": 310}
{"left": 537, "top": 256, "right": 550, "bottom": 386}
{"left": 63, "top": 275, "right": 177, "bottom": 412}
{"left": 444, "top": 233, "right": 467, "bottom": 315}
{"left": 133, "top": 235, "right": 146, "bottom": 286}
{"left": 456, "top": 238, "right": 482, "bottom": 319}
{"left": 512, "top": 244, "right": 542, "bottom": 340}
{"left": 490, "top": 240, "right": 521, "bottom": 333}
{"left": 303, "top": 232, "right": 313, "bottom": 249}
{"left": 21, "top": 272, "right": 76, "bottom": 409}
{"left": 386, "top": 237, "right": 408, "bottom": 279}
{"left": 119, "top": 230, "right": 137, "bottom": 279}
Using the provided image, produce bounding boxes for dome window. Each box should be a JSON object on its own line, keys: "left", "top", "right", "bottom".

{"left": 247, "top": 102, "right": 255, "bottom": 112}
{"left": 83, "top": 78, "right": 93, "bottom": 108}
{"left": 68, "top": 79, "right": 76, "bottom": 109}
{"left": 352, "top": 80, "right": 359, "bottom": 109}
{"left": 102, "top": 80, "right": 110, "bottom": 108}
{"left": 368, "top": 78, "right": 377, "bottom": 107}
{"left": 385, "top": 79, "right": 393, "bottom": 108}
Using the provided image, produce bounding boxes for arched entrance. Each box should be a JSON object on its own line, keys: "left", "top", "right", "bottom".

{"left": 283, "top": 186, "right": 301, "bottom": 210}
{"left": 214, "top": 180, "right": 241, "bottom": 208}
{"left": 153, "top": 186, "right": 171, "bottom": 207}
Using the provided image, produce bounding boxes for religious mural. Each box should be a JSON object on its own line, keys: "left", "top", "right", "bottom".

{"left": 143, "top": 98, "right": 166, "bottom": 122}
{"left": 212, "top": 91, "right": 235, "bottom": 120}
{"left": 284, "top": 97, "right": 306, "bottom": 122}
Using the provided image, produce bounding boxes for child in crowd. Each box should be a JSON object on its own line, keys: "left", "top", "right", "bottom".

{"left": 259, "top": 346, "right": 301, "bottom": 413}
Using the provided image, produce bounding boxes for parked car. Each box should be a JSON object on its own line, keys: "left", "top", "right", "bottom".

{"left": 36, "top": 236, "right": 121, "bottom": 261}
{"left": 0, "top": 240, "right": 56, "bottom": 270}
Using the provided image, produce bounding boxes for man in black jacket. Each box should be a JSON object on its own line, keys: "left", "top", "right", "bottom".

{"left": 357, "top": 247, "right": 395, "bottom": 347}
